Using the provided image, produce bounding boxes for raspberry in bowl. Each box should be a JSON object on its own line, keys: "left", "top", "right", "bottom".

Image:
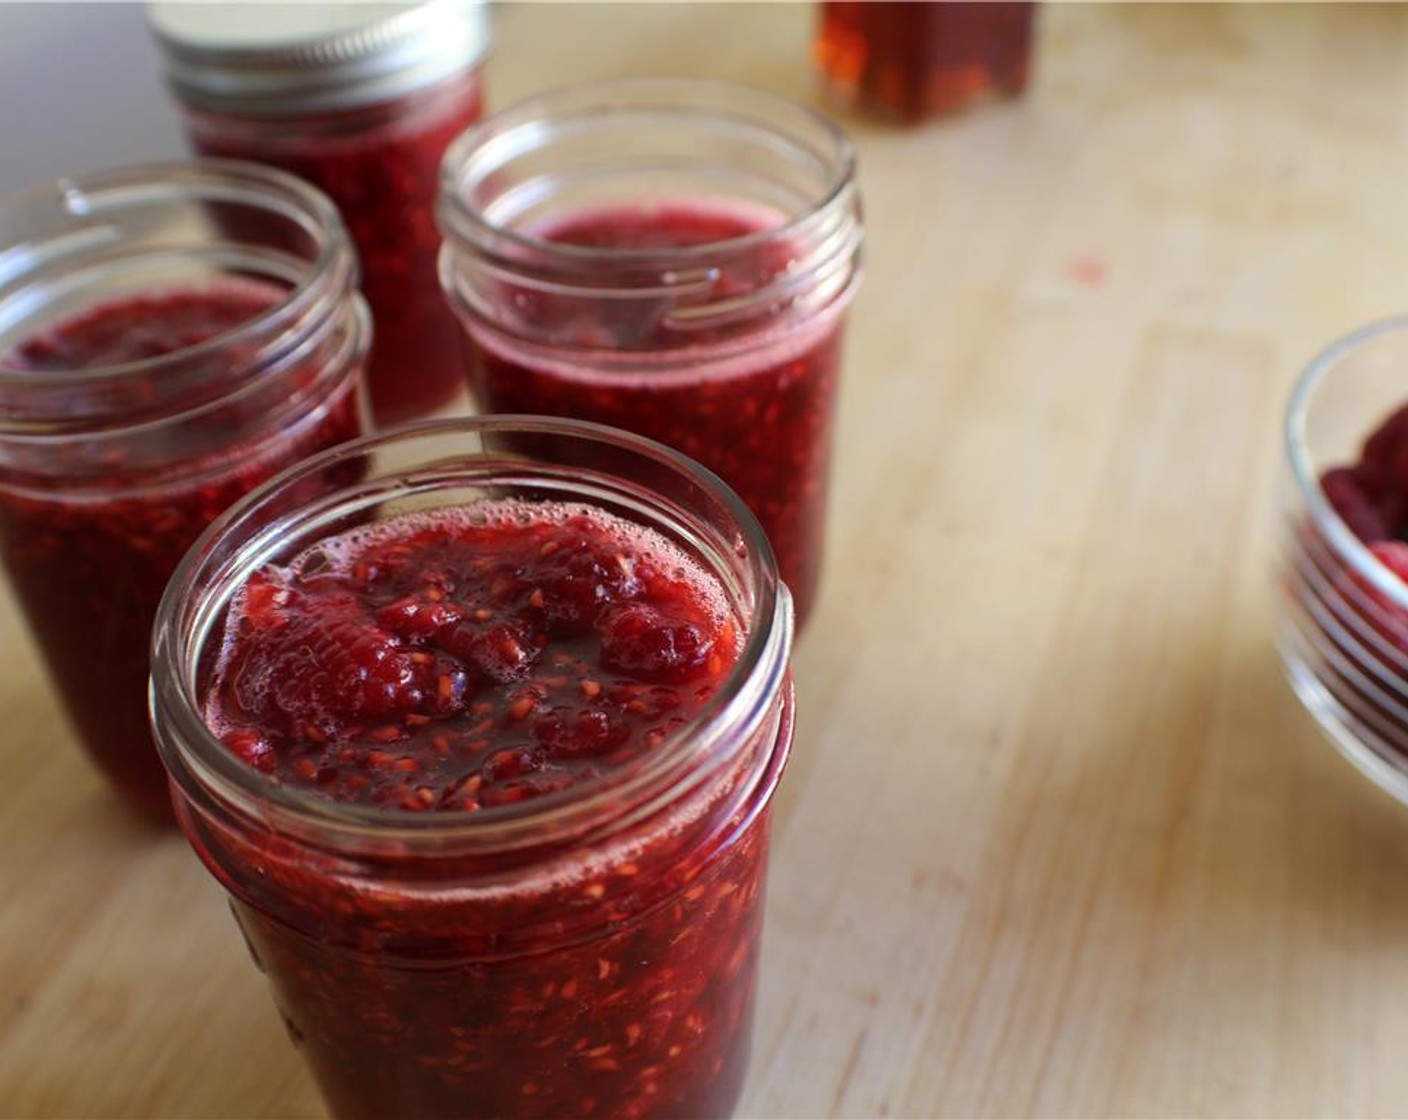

{"left": 150, "top": 417, "right": 795, "bottom": 1119}
{"left": 1278, "top": 317, "right": 1408, "bottom": 800}
{"left": 0, "top": 161, "right": 370, "bottom": 817}
{"left": 438, "top": 80, "right": 864, "bottom": 631}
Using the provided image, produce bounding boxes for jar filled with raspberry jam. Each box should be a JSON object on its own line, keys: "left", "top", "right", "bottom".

{"left": 149, "top": 0, "right": 490, "bottom": 425}
{"left": 438, "top": 80, "right": 864, "bottom": 631}
{"left": 815, "top": 1, "right": 1035, "bottom": 122}
{"left": 151, "top": 417, "right": 795, "bottom": 1120}
{"left": 0, "top": 161, "right": 369, "bottom": 818}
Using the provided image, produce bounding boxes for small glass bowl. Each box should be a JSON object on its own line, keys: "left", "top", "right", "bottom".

{"left": 1278, "top": 316, "right": 1408, "bottom": 802}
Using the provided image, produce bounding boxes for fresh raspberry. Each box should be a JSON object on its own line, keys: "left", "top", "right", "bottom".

{"left": 1323, "top": 468, "right": 1392, "bottom": 543}
{"left": 1362, "top": 542, "right": 1408, "bottom": 653}
{"left": 1361, "top": 402, "right": 1408, "bottom": 485}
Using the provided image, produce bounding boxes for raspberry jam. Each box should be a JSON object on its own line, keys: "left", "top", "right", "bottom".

{"left": 0, "top": 162, "right": 370, "bottom": 817}
{"left": 9, "top": 286, "right": 274, "bottom": 371}
{"left": 0, "top": 286, "right": 363, "bottom": 815}
{"left": 150, "top": 0, "right": 491, "bottom": 425}
{"left": 439, "top": 82, "right": 862, "bottom": 631}
{"left": 185, "top": 75, "right": 482, "bottom": 425}
{"left": 461, "top": 202, "right": 844, "bottom": 629}
{"left": 1320, "top": 403, "right": 1408, "bottom": 547}
{"left": 815, "top": 1, "right": 1035, "bottom": 122}
{"left": 153, "top": 420, "right": 795, "bottom": 1120}
{"left": 210, "top": 504, "right": 742, "bottom": 809}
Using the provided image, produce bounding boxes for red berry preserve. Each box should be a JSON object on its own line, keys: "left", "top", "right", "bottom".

{"left": 439, "top": 81, "right": 863, "bottom": 630}
{"left": 152, "top": 419, "right": 796, "bottom": 1119}
{"left": 150, "top": 0, "right": 490, "bottom": 425}
{"left": 0, "top": 163, "right": 369, "bottom": 816}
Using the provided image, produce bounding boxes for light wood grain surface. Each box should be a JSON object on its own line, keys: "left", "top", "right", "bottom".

{"left": 7, "top": 3, "right": 1408, "bottom": 1117}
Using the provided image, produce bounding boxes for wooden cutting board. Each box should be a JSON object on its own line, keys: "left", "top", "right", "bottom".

{"left": 7, "top": 3, "right": 1408, "bottom": 1116}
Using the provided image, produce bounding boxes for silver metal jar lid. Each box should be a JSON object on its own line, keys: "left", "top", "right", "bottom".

{"left": 147, "top": 0, "right": 490, "bottom": 116}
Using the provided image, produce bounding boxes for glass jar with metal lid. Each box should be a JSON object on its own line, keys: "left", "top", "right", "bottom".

{"left": 149, "top": 0, "right": 490, "bottom": 426}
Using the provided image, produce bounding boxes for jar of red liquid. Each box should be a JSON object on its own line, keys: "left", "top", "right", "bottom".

{"left": 815, "top": 2, "right": 1035, "bottom": 122}
{"left": 149, "top": 0, "right": 489, "bottom": 425}
{"left": 151, "top": 418, "right": 795, "bottom": 1119}
{"left": 1277, "top": 317, "right": 1408, "bottom": 804}
{"left": 0, "top": 161, "right": 369, "bottom": 817}
{"left": 438, "top": 80, "right": 864, "bottom": 630}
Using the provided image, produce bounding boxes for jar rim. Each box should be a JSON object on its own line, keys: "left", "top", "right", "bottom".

{"left": 438, "top": 77, "right": 858, "bottom": 266}
{"left": 1287, "top": 313, "right": 1408, "bottom": 613}
{"left": 151, "top": 415, "right": 794, "bottom": 852}
{"left": 0, "top": 160, "right": 352, "bottom": 390}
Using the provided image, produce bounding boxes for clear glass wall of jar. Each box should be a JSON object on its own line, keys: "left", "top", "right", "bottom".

{"left": 438, "top": 79, "right": 864, "bottom": 632}
{"left": 0, "top": 161, "right": 370, "bottom": 817}
{"left": 149, "top": 0, "right": 490, "bottom": 425}
{"left": 151, "top": 417, "right": 795, "bottom": 1119}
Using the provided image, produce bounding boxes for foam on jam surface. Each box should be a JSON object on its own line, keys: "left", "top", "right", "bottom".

{"left": 466, "top": 200, "right": 844, "bottom": 629}
{"left": 208, "top": 502, "right": 740, "bottom": 811}
{"left": 0, "top": 283, "right": 364, "bottom": 816}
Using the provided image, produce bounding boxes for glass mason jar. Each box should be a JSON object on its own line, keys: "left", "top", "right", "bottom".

{"left": 149, "top": 0, "right": 490, "bottom": 425}
{"left": 814, "top": 1, "right": 1036, "bottom": 122}
{"left": 151, "top": 417, "right": 795, "bottom": 1120}
{"left": 438, "top": 79, "right": 863, "bottom": 632}
{"left": 1277, "top": 317, "right": 1408, "bottom": 804}
{"left": 0, "top": 161, "right": 370, "bottom": 817}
